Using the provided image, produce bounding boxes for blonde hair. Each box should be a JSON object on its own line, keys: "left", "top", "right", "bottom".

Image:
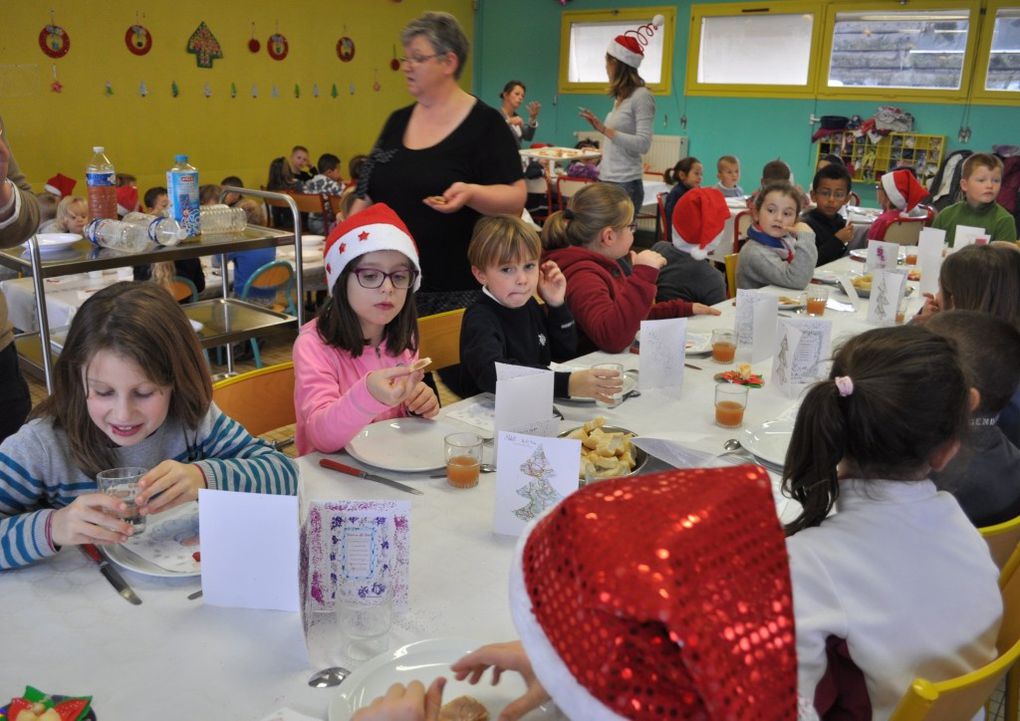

{"left": 238, "top": 198, "right": 267, "bottom": 226}
{"left": 55, "top": 196, "right": 87, "bottom": 229}
{"left": 718, "top": 155, "right": 740, "bottom": 171}
{"left": 469, "top": 215, "right": 541, "bottom": 269}
{"left": 151, "top": 261, "right": 176, "bottom": 294}
{"left": 541, "top": 183, "right": 633, "bottom": 251}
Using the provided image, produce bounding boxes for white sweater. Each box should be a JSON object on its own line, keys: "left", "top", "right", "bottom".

{"left": 787, "top": 479, "right": 1002, "bottom": 719}
{"left": 599, "top": 87, "right": 654, "bottom": 183}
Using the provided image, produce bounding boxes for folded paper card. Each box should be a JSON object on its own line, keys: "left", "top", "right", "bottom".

{"left": 198, "top": 489, "right": 299, "bottom": 612}
{"left": 772, "top": 317, "right": 832, "bottom": 397}
{"left": 736, "top": 290, "right": 779, "bottom": 364}
{"left": 495, "top": 363, "right": 554, "bottom": 452}
{"left": 639, "top": 317, "right": 687, "bottom": 394}
{"left": 866, "top": 270, "right": 907, "bottom": 326}
{"left": 917, "top": 228, "right": 946, "bottom": 297}
{"left": 866, "top": 239, "right": 899, "bottom": 273}
{"left": 953, "top": 224, "right": 989, "bottom": 249}
{"left": 493, "top": 431, "right": 580, "bottom": 537}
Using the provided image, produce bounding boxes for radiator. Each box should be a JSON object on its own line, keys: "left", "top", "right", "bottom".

{"left": 573, "top": 132, "right": 688, "bottom": 175}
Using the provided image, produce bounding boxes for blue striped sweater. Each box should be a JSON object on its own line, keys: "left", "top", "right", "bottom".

{"left": 0, "top": 403, "right": 297, "bottom": 570}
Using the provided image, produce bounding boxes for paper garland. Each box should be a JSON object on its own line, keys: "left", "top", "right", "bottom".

{"left": 186, "top": 21, "right": 223, "bottom": 68}
{"left": 125, "top": 24, "right": 152, "bottom": 55}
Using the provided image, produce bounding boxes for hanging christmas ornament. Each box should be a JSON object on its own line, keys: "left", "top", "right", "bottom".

{"left": 271, "top": 84, "right": 280, "bottom": 98}
{"left": 50, "top": 64, "right": 63, "bottom": 93}
{"left": 230, "top": 82, "right": 237, "bottom": 98}
{"left": 139, "top": 81, "right": 148, "bottom": 97}
{"left": 105, "top": 80, "right": 114, "bottom": 96}
{"left": 312, "top": 83, "right": 320, "bottom": 98}
{"left": 268, "top": 21, "right": 288, "bottom": 61}
{"left": 294, "top": 84, "right": 300, "bottom": 99}
{"left": 390, "top": 45, "right": 400, "bottom": 71}
{"left": 337, "top": 36, "right": 355, "bottom": 62}
{"left": 39, "top": 12, "right": 70, "bottom": 59}
{"left": 349, "top": 81, "right": 356, "bottom": 95}
{"left": 372, "top": 68, "right": 381, "bottom": 92}
{"left": 203, "top": 83, "right": 212, "bottom": 98}
{"left": 171, "top": 80, "right": 179, "bottom": 97}
{"left": 251, "top": 84, "right": 259, "bottom": 98}
{"left": 248, "top": 22, "right": 260, "bottom": 53}
{"left": 331, "top": 83, "right": 338, "bottom": 99}
{"left": 187, "top": 21, "right": 223, "bottom": 68}
{"left": 125, "top": 21, "right": 152, "bottom": 56}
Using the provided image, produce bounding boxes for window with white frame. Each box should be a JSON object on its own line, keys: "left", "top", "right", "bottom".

{"left": 985, "top": 7, "right": 1020, "bottom": 90}
{"left": 696, "top": 12, "right": 816, "bottom": 86}
{"left": 566, "top": 20, "right": 665, "bottom": 84}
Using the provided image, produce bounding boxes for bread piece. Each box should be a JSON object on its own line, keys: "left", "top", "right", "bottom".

{"left": 439, "top": 696, "right": 490, "bottom": 721}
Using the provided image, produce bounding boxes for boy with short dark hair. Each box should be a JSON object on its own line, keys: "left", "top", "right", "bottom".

{"left": 928, "top": 309, "right": 1020, "bottom": 527}
{"left": 748, "top": 158, "right": 809, "bottom": 209}
{"left": 303, "top": 153, "right": 344, "bottom": 233}
{"left": 801, "top": 164, "right": 854, "bottom": 266}
{"left": 715, "top": 155, "right": 744, "bottom": 198}
{"left": 933, "top": 153, "right": 1018, "bottom": 246}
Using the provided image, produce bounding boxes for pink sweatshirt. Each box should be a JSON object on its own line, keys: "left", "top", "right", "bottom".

{"left": 293, "top": 320, "right": 418, "bottom": 456}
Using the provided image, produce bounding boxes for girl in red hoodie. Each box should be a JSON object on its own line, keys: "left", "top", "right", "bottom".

{"left": 541, "top": 183, "right": 720, "bottom": 353}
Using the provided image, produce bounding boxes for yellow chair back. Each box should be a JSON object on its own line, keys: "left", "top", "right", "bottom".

{"left": 212, "top": 361, "right": 295, "bottom": 437}
{"left": 979, "top": 513, "right": 1020, "bottom": 569}
{"left": 417, "top": 309, "right": 465, "bottom": 372}
{"left": 724, "top": 253, "right": 739, "bottom": 300}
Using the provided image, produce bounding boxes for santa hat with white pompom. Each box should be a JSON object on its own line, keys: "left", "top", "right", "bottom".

{"left": 606, "top": 14, "right": 665, "bottom": 69}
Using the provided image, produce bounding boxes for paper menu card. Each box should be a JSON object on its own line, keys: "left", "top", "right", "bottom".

{"left": 917, "top": 228, "right": 946, "bottom": 296}
{"left": 495, "top": 363, "right": 554, "bottom": 439}
{"left": 443, "top": 393, "right": 495, "bottom": 436}
{"left": 953, "top": 224, "right": 990, "bottom": 249}
{"left": 735, "top": 289, "right": 779, "bottom": 363}
{"left": 639, "top": 317, "right": 686, "bottom": 393}
{"left": 835, "top": 273, "right": 861, "bottom": 308}
{"left": 866, "top": 240, "right": 900, "bottom": 273}
{"left": 493, "top": 431, "right": 580, "bottom": 537}
{"left": 199, "top": 489, "right": 299, "bottom": 612}
{"left": 866, "top": 270, "right": 907, "bottom": 325}
{"left": 771, "top": 317, "right": 832, "bottom": 397}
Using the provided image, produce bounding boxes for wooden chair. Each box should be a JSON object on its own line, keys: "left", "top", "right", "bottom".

{"left": 417, "top": 308, "right": 465, "bottom": 372}
{"left": 555, "top": 176, "right": 597, "bottom": 211}
{"left": 980, "top": 513, "right": 1020, "bottom": 569}
{"left": 882, "top": 218, "right": 926, "bottom": 246}
{"left": 888, "top": 543, "right": 1020, "bottom": 720}
{"left": 656, "top": 192, "right": 668, "bottom": 242}
{"left": 263, "top": 191, "right": 329, "bottom": 231}
{"left": 849, "top": 191, "right": 861, "bottom": 207}
{"left": 237, "top": 260, "right": 297, "bottom": 369}
{"left": 169, "top": 276, "right": 199, "bottom": 303}
{"left": 212, "top": 361, "right": 295, "bottom": 450}
{"left": 724, "top": 253, "right": 739, "bottom": 299}
{"left": 918, "top": 204, "right": 938, "bottom": 226}
{"left": 524, "top": 175, "right": 552, "bottom": 225}
{"left": 733, "top": 210, "right": 753, "bottom": 253}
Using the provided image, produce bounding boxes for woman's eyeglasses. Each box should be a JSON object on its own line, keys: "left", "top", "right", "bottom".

{"left": 352, "top": 268, "right": 418, "bottom": 289}
{"left": 399, "top": 54, "right": 439, "bottom": 66}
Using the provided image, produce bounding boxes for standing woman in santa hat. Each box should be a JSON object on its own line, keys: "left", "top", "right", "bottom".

{"left": 579, "top": 16, "right": 664, "bottom": 212}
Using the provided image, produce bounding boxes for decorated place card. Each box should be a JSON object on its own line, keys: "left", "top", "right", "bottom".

{"left": 917, "top": 228, "right": 946, "bottom": 296}
{"left": 865, "top": 239, "right": 899, "bottom": 273}
{"left": 866, "top": 270, "right": 907, "bottom": 326}
{"left": 952, "top": 224, "right": 990, "bottom": 250}
{"left": 771, "top": 317, "right": 832, "bottom": 397}
{"left": 493, "top": 431, "right": 580, "bottom": 537}
{"left": 639, "top": 317, "right": 687, "bottom": 393}
{"left": 199, "top": 489, "right": 299, "bottom": 612}
{"left": 735, "top": 289, "right": 779, "bottom": 364}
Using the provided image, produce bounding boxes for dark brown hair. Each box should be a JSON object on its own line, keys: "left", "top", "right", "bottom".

{"left": 962, "top": 152, "right": 1003, "bottom": 179}
{"left": 664, "top": 156, "right": 701, "bottom": 186}
{"left": 316, "top": 256, "right": 419, "bottom": 358}
{"left": 32, "top": 282, "right": 212, "bottom": 477}
{"left": 939, "top": 244, "right": 1020, "bottom": 328}
{"left": 755, "top": 181, "right": 803, "bottom": 216}
{"left": 606, "top": 55, "right": 645, "bottom": 101}
{"left": 761, "top": 159, "right": 792, "bottom": 183}
{"left": 500, "top": 80, "right": 525, "bottom": 99}
{"left": 541, "top": 183, "right": 633, "bottom": 251}
{"left": 782, "top": 325, "right": 969, "bottom": 534}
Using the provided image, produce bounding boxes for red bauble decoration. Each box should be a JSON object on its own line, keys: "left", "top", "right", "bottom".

{"left": 248, "top": 37, "right": 260, "bottom": 53}
{"left": 337, "top": 36, "right": 355, "bottom": 62}
{"left": 39, "top": 24, "right": 70, "bottom": 58}
{"left": 125, "top": 24, "right": 152, "bottom": 56}
{"left": 267, "top": 33, "right": 288, "bottom": 60}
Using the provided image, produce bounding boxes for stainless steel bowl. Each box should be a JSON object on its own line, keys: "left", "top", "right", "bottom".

{"left": 559, "top": 425, "right": 649, "bottom": 484}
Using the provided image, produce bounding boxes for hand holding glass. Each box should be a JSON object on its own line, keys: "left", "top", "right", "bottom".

{"left": 592, "top": 363, "right": 624, "bottom": 408}
{"left": 96, "top": 467, "right": 148, "bottom": 534}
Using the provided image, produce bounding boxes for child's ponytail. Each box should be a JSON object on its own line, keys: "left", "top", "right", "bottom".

{"left": 541, "top": 210, "right": 571, "bottom": 250}
{"left": 664, "top": 156, "right": 700, "bottom": 186}
{"left": 540, "top": 183, "right": 633, "bottom": 252}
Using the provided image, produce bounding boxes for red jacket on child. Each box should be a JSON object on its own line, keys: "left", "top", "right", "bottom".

{"left": 545, "top": 245, "right": 695, "bottom": 353}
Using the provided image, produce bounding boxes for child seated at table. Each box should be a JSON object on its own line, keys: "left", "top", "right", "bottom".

{"left": 747, "top": 158, "right": 811, "bottom": 210}
{"left": 228, "top": 199, "right": 276, "bottom": 301}
{"left": 0, "top": 282, "right": 297, "bottom": 570}
{"left": 220, "top": 176, "right": 243, "bottom": 207}
{"left": 867, "top": 168, "right": 927, "bottom": 242}
{"left": 115, "top": 185, "right": 138, "bottom": 218}
{"left": 143, "top": 186, "right": 169, "bottom": 216}
{"left": 925, "top": 310, "right": 1020, "bottom": 527}
{"left": 662, "top": 156, "right": 703, "bottom": 230}
{"left": 801, "top": 163, "right": 854, "bottom": 266}
{"left": 133, "top": 185, "right": 204, "bottom": 298}
{"left": 652, "top": 187, "right": 729, "bottom": 305}
{"left": 38, "top": 195, "right": 87, "bottom": 235}
{"left": 933, "top": 153, "right": 1017, "bottom": 247}
{"left": 456, "top": 214, "right": 620, "bottom": 403}
{"left": 737, "top": 181, "right": 818, "bottom": 290}
{"left": 303, "top": 153, "right": 345, "bottom": 234}
{"left": 816, "top": 153, "right": 844, "bottom": 171}
{"left": 564, "top": 139, "right": 600, "bottom": 180}
{"left": 542, "top": 183, "right": 720, "bottom": 354}
{"left": 293, "top": 204, "right": 439, "bottom": 455}
{"left": 199, "top": 184, "right": 221, "bottom": 206}
{"left": 714, "top": 154, "right": 744, "bottom": 197}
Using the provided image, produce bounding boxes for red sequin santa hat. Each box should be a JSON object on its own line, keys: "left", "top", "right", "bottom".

{"left": 115, "top": 185, "right": 138, "bottom": 217}
{"left": 880, "top": 169, "right": 927, "bottom": 212}
{"left": 323, "top": 203, "right": 421, "bottom": 294}
{"left": 672, "top": 187, "right": 730, "bottom": 260}
{"left": 43, "top": 173, "right": 76, "bottom": 199}
{"left": 607, "top": 15, "right": 665, "bottom": 69}
{"left": 510, "top": 466, "right": 798, "bottom": 720}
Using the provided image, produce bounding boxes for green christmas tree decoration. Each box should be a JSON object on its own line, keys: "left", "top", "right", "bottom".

{"left": 331, "top": 83, "right": 338, "bottom": 98}
{"left": 186, "top": 21, "right": 223, "bottom": 69}
{"left": 171, "top": 80, "right": 179, "bottom": 97}
{"left": 294, "top": 83, "right": 300, "bottom": 99}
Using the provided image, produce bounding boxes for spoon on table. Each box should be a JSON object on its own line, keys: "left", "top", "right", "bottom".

{"left": 308, "top": 666, "right": 352, "bottom": 688}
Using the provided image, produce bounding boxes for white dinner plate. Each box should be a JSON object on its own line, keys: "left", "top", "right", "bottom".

{"left": 347, "top": 417, "right": 460, "bottom": 472}
{"left": 686, "top": 332, "right": 712, "bottom": 355}
{"left": 327, "top": 638, "right": 559, "bottom": 721}
{"left": 742, "top": 417, "right": 796, "bottom": 468}
{"left": 102, "top": 502, "right": 201, "bottom": 578}
{"left": 849, "top": 248, "right": 907, "bottom": 262}
{"left": 302, "top": 234, "right": 325, "bottom": 247}
{"left": 812, "top": 271, "right": 842, "bottom": 287}
{"left": 556, "top": 369, "right": 637, "bottom": 405}
{"left": 25, "top": 233, "right": 83, "bottom": 252}
{"left": 773, "top": 294, "right": 805, "bottom": 311}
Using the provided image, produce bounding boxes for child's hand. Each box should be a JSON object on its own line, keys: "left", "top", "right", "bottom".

{"left": 568, "top": 368, "right": 623, "bottom": 403}
{"left": 424, "top": 183, "right": 473, "bottom": 213}
{"left": 450, "top": 641, "right": 551, "bottom": 721}
{"left": 136, "top": 460, "right": 206, "bottom": 514}
{"left": 915, "top": 292, "right": 941, "bottom": 322}
{"left": 692, "top": 303, "right": 722, "bottom": 316}
{"left": 50, "top": 493, "right": 135, "bottom": 547}
{"left": 632, "top": 249, "right": 666, "bottom": 269}
{"left": 537, "top": 260, "right": 566, "bottom": 306}
{"left": 835, "top": 223, "right": 854, "bottom": 244}
{"left": 367, "top": 366, "right": 420, "bottom": 407}
{"left": 405, "top": 382, "right": 440, "bottom": 418}
{"left": 351, "top": 678, "right": 446, "bottom": 721}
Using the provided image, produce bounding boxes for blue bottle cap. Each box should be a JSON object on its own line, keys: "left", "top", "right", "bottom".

{"left": 175, "top": 154, "right": 188, "bottom": 163}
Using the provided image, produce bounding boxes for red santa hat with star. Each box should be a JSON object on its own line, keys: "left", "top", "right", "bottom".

{"left": 880, "top": 169, "right": 927, "bottom": 212}
{"left": 322, "top": 203, "right": 421, "bottom": 294}
{"left": 607, "top": 14, "right": 665, "bottom": 69}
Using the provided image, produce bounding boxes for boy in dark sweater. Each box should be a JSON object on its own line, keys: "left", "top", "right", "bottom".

{"left": 929, "top": 310, "right": 1020, "bottom": 527}
{"left": 801, "top": 163, "right": 854, "bottom": 266}
{"left": 457, "top": 215, "right": 622, "bottom": 403}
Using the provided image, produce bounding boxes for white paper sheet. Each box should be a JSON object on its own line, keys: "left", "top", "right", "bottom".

{"left": 638, "top": 317, "right": 687, "bottom": 391}
{"left": 865, "top": 239, "right": 900, "bottom": 273}
{"left": 917, "top": 228, "right": 946, "bottom": 297}
{"left": 772, "top": 317, "right": 832, "bottom": 397}
{"left": 493, "top": 431, "right": 580, "bottom": 537}
{"left": 494, "top": 363, "right": 555, "bottom": 454}
{"left": 735, "top": 289, "right": 778, "bottom": 363}
{"left": 443, "top": 393, "right": 496, "bottom": 436}
{"left": 953, "top": 224, "right": 988, "bottom": 249}
{"left": 866, "top": 270, "right": 907, "bottom": 326}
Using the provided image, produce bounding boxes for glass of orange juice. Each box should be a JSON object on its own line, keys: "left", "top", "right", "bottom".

{"left": 711, "top": 329, "right": 736, "bottom": 363}
{"left": 905, "top": 249, "right": 918, "bottom": 265}
{"left": 805, "top": 286, "right": 829, "bottom": 317}
{"left": 444, "top": 432, "right": 482, "bottom": 488}
{"left": 715, "top": 383, "right": 749, "bottom": 428}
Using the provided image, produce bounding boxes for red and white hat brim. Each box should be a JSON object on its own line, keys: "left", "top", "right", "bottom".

{"left": 881, "top": 173, "right": 907, "bottom": 210}
{"left": 607, "top": 40, "right": 643, "bottom": 68}
{"left": 323, "top": 220, "right": 421, "bottom": 294}
{"left": 44, "top": 183, "right": 61, "bottom": 197}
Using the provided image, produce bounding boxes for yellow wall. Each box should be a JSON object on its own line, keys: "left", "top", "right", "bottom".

{"left": 1, "top": 0, "right": 474, "bottom": 194}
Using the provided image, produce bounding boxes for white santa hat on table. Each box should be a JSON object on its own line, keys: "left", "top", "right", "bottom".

{"left": 606, "top": 15, "right": 665, "bottom": 69}
{"left": 880, "top": 169, "right": 927, "bottom": 212}
{"left": 671, "top": 187, "right": 730, "bottom": 260}
{"left": 509, "top": 466, "right": 799, "bottom": 720}
{"left": 322, "top": 203, "right": 421, "bottom": 293}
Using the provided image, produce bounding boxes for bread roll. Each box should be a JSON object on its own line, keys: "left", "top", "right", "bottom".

{"left": 439, "top": 696, "right": 490, "bottom": 721}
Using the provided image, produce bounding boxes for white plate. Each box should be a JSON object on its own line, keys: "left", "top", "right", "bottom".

{"left": 25, "top": 233, "right": 83, "bottom": 252}
{"left": 686, "top": 332, "right": 712, "bottom": 355}
{"left": 328, "top": 638, "right": 558, "bottom": 721}
{"left": 102, "top": 503, "right": 201, "bottom": 578}
{"left": 302, "top": 234, "right": 326, "bottom": 247}
{"left": 812, "top": 271, "right": 842, "bottom": 287}
{"left": 772, "top": 295, "right": 805, "bottom": 311}
{"left": 347, "top": 417, "right": 460, "bottom": 472}
{"left": 556, "top": 370, "right": 637, "bottom": 406}
{"left": 849, "top": 248, "right": 907, "bottom": 262}
{"left": 742, "top": 417, "right": 796, "bottom": 468}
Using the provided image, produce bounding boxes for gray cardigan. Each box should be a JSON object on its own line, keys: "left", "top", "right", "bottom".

{"left": 736, "top": 233, "right": 818, "bottom": 290}
{"left": 599, "top": 87, "right": 655, "bottom": 183}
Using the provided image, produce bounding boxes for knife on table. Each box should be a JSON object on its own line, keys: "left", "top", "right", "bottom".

{"left": 80, "top": 544, "right": 142, "bottom": 605}
{"left": 318, "top": 458, "right": 424, "bottom": 496}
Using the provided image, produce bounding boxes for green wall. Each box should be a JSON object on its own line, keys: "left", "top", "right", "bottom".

{"left": 475, "top": 0, "right": 1020, "bottom": 205}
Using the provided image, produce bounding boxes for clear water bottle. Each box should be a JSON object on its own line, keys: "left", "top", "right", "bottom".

{"left": 200, "top": 204, "right": 248, "bottom": 233}
{"left": 85, "top": 218, "right": 153, "bottom": 253}
{"left": 167, "top": 155, "right": 200, "bottom": 238}
{"left": 122, "top": 212, "right": 187, "bottom": 245}
{"left": 86, "top": 146, "right": 117, "bottom": 219}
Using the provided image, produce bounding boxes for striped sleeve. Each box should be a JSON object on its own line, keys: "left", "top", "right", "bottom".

{"left": 0, "top": 433, "right": 57, "bottom": 570}
{"left": 191, "top": 404, "right": 298, "bottom": 496}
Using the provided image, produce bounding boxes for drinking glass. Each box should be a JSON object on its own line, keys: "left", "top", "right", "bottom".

{"left": 445, "top": 432, "right": 482, "bottom": 488}
{"left": 715, "top": 384, "right": 749, "bottom": 428}
{"left": 337, "top": 584, "right": 393, "bottom": 661}
{"left": 711, "top": 330, "right": 736, "bottom": 364}
{"left": 806, "top": 286, "right": 829, "bottom": 317}
{"left": 592, "top": 363, "right": 624, "bottom": 409}
{"left": 96, "top": 466, "right": 148, "bottom": 534}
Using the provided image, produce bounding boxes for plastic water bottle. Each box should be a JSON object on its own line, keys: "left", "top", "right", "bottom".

{"left": 86, "top": 146, "right": 117, "bottom": 219}
{"left": 85, "top": 218, "right": 153, "bottom": 253}
{"left": 200, "top": 204, "right": 248, "bottom": 233}
{"left": 167, "top": 155, "right": 200, "bottom": 238}
{"left": 122, "top": 212, "right": 187, "bottom": 245}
